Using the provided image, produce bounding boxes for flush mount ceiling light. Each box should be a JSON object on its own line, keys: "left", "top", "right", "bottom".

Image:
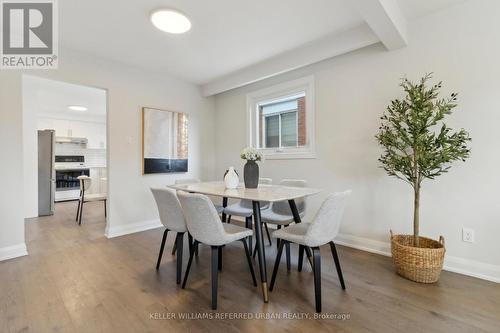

{"left": 150, "top": 9, "right": 191, "bottom": 34}
{"left": 68, "top": 105, "right": 88, "bottom": 111}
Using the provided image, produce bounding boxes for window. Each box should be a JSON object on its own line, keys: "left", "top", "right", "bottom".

{"left": 260, "top": 96, "right": 301, "bottom": 148}
{"left": 247, "top": 76, "right": 315, "bottom": 159}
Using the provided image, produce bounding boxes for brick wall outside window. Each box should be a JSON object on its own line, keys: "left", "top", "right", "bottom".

{"left": 297, "top": 96, "right": 306, "bottom": 146}
{"left": 176, "top": 113, "right": 188, "bottom": 159}
{"left": 259, "top": 106, "right": 264, "bottom": 148}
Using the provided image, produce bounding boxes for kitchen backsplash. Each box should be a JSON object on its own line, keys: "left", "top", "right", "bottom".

{"left": 55, "top": 143, "right": 106, "bottom": 168}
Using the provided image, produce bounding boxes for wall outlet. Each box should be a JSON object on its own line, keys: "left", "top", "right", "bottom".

{"left": 462, "top": 228, "right": 475, "bottom": 243}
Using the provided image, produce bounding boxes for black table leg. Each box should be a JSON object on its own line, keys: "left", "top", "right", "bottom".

{"left": 288, "top": 199, "right": 313, "bottom": 268}
{"left": 252, "top": 200, "right": 268, "bottom": 302}
{"left": 221, "top": 197, "right": 228, "bottom": 222}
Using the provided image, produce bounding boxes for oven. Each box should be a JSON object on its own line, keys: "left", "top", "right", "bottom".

{"left": 54, "top": 155, "right": 89, "bottom": 202}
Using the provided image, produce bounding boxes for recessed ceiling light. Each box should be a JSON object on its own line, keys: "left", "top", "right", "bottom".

{"left": 150, "top": 9, "right": 191, "bottom": 34}
{"left": 68, "top": 105, "right": 88, "bottom": 111}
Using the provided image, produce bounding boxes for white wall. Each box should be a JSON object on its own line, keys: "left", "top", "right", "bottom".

{"left": 0, "top": 72, "right": 27, "bottom": 260}
{"left": 214, "top": 0, "right": 500, "bottom": 282}
{"left": 0, "top": 47, "right": 216, "bottom": 257}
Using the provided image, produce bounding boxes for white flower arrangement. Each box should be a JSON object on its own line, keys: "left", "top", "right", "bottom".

{"left": 240, "top": 147, "right": 263, "bottom": 161}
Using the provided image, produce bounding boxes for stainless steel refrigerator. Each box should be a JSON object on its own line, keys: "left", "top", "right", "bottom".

{"left": 38, "top": 130, "right": 55, "bottom": 216}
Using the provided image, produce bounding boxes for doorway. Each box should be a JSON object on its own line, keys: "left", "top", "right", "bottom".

{"left": 23, "top": 75, "right": 108, "bottom": 234}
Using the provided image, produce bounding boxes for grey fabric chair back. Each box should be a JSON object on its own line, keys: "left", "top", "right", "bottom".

{"left": 272, "top": 179, "right": 307, "bottom": 215}
{"left": 150, "top": 187, "right": 187, "bottom": 233}
{"left": 177, "top": 191, "right": 227, "bottom": 246}
{"left": 304, "top": 191, "right": 351, "bottom": 246}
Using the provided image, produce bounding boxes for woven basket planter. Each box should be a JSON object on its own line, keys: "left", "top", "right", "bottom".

{"left": 390, "top": 230, "right": 445, "bottom": 283}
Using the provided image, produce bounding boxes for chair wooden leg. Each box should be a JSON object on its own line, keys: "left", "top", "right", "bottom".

{"left": 103, "top": 199, "right": 107, "bottom": 218}
{"left": 78, "top": 201, "right": 84, "bottom": 225}
{"left": 211, "top": 246, "right": 219, "bottom": 310}
{"left": 264, "top": 223, "right": 272, "bottom": 246}
{"left": 245, "top": 216, "right": 253, "bottom": 250}
{"left": 285, "top": 243, "right": 291, "bottom": 271}
{"left": 329, "top": 242, "right": 346, "bottom": 290}
{"left": 270, "top": 240, "right": 285, "bottom": 291}
{"left": 305, "top": 246, "right": 314, "bottom": 269}
{"left": 156, "top": 229, "right": 169, "bottom": 270}
{"left": 182, "top": 240, "right": 198, "bottom": 289}
{"left": 276, "top": 225, "right": 282, "bottom": 248}
{"left": 75, "top": 199, "right": 81, "bottom": 222}
{"left": 218, "top": 246, "right": 223, "bottom": 271}
{"left": 312, "top": 247, "right": 322, "bottom": 313}
{"left": 171, "top": 241, "right": 177, "bottom": 255}
{"left": 284, "top": 225, "right": 291, "bottom": 271}
{"left": 175, "top": 233, "right": 184, "bottom": 284}
{"left": 298, "top": 245, "right": 305, "bottom": 272}
{"left": 241, "top": 238, "right": 257, "bottom": 286}
{"left": 188, "top": 233, "right": 193, "bottom": 256}
{"left": 227, "top": 215, "right": 231, "bottom": 224}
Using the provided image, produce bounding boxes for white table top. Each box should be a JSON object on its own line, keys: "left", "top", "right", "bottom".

{"left": 168, "top": 181, "right": 321, "bottom": 202}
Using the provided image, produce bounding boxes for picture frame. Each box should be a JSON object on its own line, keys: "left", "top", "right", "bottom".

{"left": 141, "top": 107, "right": 189, "bottom": 174}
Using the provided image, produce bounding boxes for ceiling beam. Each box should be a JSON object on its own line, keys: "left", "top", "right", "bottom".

{"left": 201, "top": 24, "right": 379, "bottom": 96}
{"left": 351, "top": 0, "right": 408, "bottom": 50}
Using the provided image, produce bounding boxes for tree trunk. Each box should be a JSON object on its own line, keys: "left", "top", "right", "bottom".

{"left": 413, "top": 183, "right": 420, "bottom": 247}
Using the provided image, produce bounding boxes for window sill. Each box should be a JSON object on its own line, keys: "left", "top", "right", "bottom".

{"left": 261, "top": 149, "right": 317, "bottom": 160}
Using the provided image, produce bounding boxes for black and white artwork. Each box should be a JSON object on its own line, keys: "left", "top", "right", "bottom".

{"left": 142, "top": 107, "right": 188, "bottom": 174}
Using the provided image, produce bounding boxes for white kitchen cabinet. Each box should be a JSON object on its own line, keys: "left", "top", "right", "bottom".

{"left": 86, "top": 123, "right": 106, "bottom": 149}
{"left": 53, "top": 119, "right": 72, "bottom": 137}
{"left": 38, "top": 118, "right": 71, "bottom": 137}
{"left": 37, "top": 117, "right": 106, "bottom": 149}
{"left": 71, "top": 121, "right": 106, "bottom": 149}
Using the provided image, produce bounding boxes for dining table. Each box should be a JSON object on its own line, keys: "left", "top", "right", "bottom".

{"left": 168, "top": 181, "right": 321, "bottom": 302}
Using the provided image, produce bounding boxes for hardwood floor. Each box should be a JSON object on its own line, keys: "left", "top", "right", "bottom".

{"left": 1, "top": 201, "right": 499, "bottom": 332}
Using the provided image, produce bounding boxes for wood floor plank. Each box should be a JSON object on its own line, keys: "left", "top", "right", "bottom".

{"left": 0, "top": 201, "right": 498, "bottom": 333}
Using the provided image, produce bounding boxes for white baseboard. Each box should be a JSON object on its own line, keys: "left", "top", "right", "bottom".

{"left": 105, "top": 219, "right": 163, "bottom": 238}
{"left": 335, "top": 233, "right": 391, "bottom": 257}
{"left": 335, "top": 233, "right": 500, "bottom": 283}
{"left": 0, "top": 243, "right": 28, "bottom": 261}
{"left": 178, "top": 216, "right": 500, "bottom": 283}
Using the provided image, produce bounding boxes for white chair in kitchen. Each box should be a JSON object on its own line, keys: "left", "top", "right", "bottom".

{"left": 75, "top": 175, "right": 107, "bottom": 225}
{"left": 177, "top": 191, "right": 256, "bottom": 310}
{"left": 269, "top": 190, "right": 351, "bottom": 313}
{"left": 224, "top": 178, "right": 273, "bottom": 249}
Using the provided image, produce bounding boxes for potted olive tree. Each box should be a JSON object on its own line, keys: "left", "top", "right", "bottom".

{"left": 376, "top": 74, "right": 471, "bottom": 283}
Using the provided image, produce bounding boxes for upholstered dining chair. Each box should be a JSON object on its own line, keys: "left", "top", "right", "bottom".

{"left": 269, "top": 190, "right": 351, "bottom": 313}
{"left": 172, "top": 178, "right": 224, "bottom": 256}
{"left": 75, "top": 175, "right": 107, "bottom": 225}
{"left": 175, "top": 178, "right": 224, "bottom": 214}
{"left": 253, "top": 179, "right": 307, "bottom": 271}
{"left": 224, "top": 177, "right": 273, "bottom": 248}
{"left": 177, "top": 191, "right": 256, "bottom": 310}
{"left": 150, "top": 187, "right": 190, "bottom": 284}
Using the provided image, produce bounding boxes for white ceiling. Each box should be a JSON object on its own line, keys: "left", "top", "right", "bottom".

{"left": 60, "top": 0, "right": 363, "bottom": 85}
{"left": 59, "top": 0, "right": 465, "bottom": 89}
{"left": 398, "top": 0, "right": 466, "bottom": 19}
{"left": 23, "top": 75, "right": 106, "bottom": 122}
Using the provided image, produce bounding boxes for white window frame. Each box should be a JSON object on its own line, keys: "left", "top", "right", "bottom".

{"left": 246, "top": 76, "right": 316, "bottom": 159}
